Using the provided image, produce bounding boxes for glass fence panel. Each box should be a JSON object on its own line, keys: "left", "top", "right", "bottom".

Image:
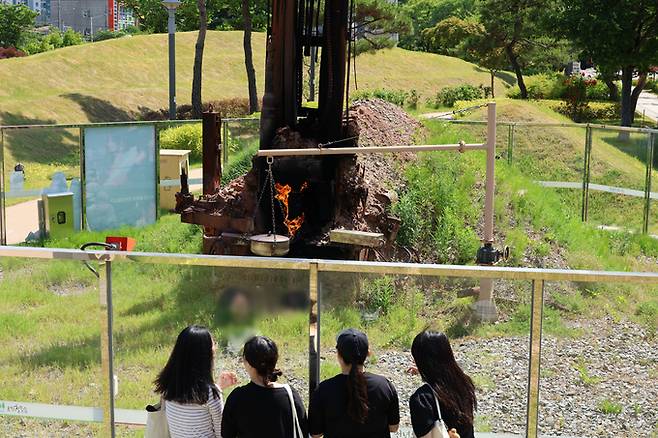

{"left": 540, "top": 281, "right": 658, "bottom": 437}
{"left": 318, "top": 271, "right": 531, "bottom": 436}
{"left": 111, "top": 262, "right": 310, "bottom": 431}
{"left": 588, "top": 129, "right": 650, "bottom": 233}
{"left": 224, "top": 119, "right": 260, "bottom": 183}
{"left": 2, "top": 126, "right": 81, "bottom": 245}
{"left": 0, "top": 256, "right": 102, "bottom": 435}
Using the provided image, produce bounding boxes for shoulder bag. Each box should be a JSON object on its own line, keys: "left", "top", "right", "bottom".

{"left": 145, "top": 398, "right": 171, "bottom": 438}
{"left": 425, "top": 384, "right": 450, "bottom": 438}
{"left": 283, "top": 384, "right": 304, "bottom": 438}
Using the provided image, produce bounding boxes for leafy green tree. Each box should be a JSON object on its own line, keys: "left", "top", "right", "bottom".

{"left": 558, "top": 0, "right": 658, "bottom": 126}
{"left": 0, "top": 4, "right": 37, "bottom": 48}
{"left": 422, "top": 16, "right": 506, "bottom": 96}
{"left": 354, "top": 0, "right": 411, "bottom": 52}
{"left": 478, "top": 0, "right": 558, "bottom": 99}
{"left": 399, "top": 0, "right": 474, "bottom": 50}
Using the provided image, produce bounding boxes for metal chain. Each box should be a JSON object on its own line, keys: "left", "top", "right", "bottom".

{"left": 267, "top": 156, "right": 277, "bottom": 240}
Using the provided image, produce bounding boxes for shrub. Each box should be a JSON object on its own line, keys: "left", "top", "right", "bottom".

{"left": 351, "top": 88, "right": 408, "bottom": 106}
{"left": 0, "top": 46, "right": 26, "bottom": 59}
{"left": 507, "top": 73, "right": 567, "bottom": 100}
{"left": 140, "top": 98, "right": 251, "bottom": 120}
{"left": 160, "top": 124, "right": 202, "bottom": 161}
{"left": 434, "top": 84, "right": 483, "bottom": 107}
{"left": 407, "top": 89, "right": 419, "bottom": 110}
{"left": 646, "top": 79, "right": 658, "bottom": 94}
{"left": 586, "top": 80, "right": 613, "bottom": 101}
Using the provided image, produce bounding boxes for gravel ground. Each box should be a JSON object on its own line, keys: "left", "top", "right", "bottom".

{"left": 370, "top": 317, "right": 658, "bottom": 438}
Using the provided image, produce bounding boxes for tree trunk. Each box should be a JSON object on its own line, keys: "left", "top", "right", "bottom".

{"left": 192, "top": 0, "right": 207, "bottom": 119}
{"left": 619, "top": 67, "right": 647, "bottom": 127}
{"left": 604, "top": 78, "right": 619, "bottom": 101}
{"left": 631, "top": 72, "right": 647, "bottom": 123}
{"left": 490, "top": 70, "right": 495, "bottom": 98}
{"left": 506, "top": 45, "right": 527, "bottom": 99}
{"left": 242, "top": 0, "right": 259, "bottom": 113}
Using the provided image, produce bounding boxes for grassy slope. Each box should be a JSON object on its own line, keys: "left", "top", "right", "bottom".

{"left": 0, "top": 31, "right": 510, "bottom": 191}
{"left": 447, "top": 99, "right": 658, "bottom": 233}
{"left": 0, "top": 31, "right": 510, "bottom": 126}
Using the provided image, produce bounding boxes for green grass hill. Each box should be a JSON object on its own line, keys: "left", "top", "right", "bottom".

{"left": 0, "top": 30, "right": 512, "bottom": 126}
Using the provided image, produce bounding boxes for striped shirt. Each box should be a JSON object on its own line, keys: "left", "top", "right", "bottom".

{"left": 165, "top": 386, "right": 224, "bottom": 438}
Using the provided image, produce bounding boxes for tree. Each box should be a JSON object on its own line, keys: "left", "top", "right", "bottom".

{"left": 558, "top": 0, "right": 658, "bottom": 126}
{"left": 192, "top": 0, "right": 208, "bottom": 118}
{"left": 241, "top": 0, "right": 259, "bottom": 113}
{"left": 422, "top": 16, "right": 507, "bottom": 96}
{"left": 399, "top": 0, "right": 474, "bottom": 50}
{"left": 353, "top": 0, "right": 411, "bottom": 53}
{"left": 0, "top": 4, "right": 37, "bottom": 48}
{"left": 478, "top": 0, "right": 552, "bottom": 99}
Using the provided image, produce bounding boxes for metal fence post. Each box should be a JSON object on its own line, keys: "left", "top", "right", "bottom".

{"left": 0, "top": 128, "right": 6, "bottom": 245}
{"left": 309, "top": 262, "right": 321, "bottom": 398}
{"left": 643, "top": 133, "right": 655, "bottom": 234}
{"left": 99, "top": 259, "right": 116, "bottom": 437}
{"left": 526, "top": 279, "right": 544, "bottom": 438}
{"left": 507, "top": 124, "right": 514, "bottom": 165}
{"left": 581, "top": 126, "right": 592, "bottom": 222}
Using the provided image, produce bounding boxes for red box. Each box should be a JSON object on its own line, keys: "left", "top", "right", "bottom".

{"left": 105, "top": 236, "right": 137, "bottom": 251}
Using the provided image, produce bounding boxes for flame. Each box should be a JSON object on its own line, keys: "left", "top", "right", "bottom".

{"left": 275, "top": 182, "right": 308, "bottom": 238}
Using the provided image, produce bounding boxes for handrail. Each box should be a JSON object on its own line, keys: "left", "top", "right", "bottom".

{"left": 445, "top": 119, "right": 658, "bottom": 134}
{"left": 1, "top": 245, "right": 657, "bottom": 283}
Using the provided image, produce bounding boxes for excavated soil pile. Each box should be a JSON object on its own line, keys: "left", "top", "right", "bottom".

{"left": 347, "top": 98, "right": 422, "bottom": 147}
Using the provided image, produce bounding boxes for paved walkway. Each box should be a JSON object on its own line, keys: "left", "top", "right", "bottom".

{"left": 5, "top": 199, "right": 39, "bottom": 245}
{"left": 636, "top": 91, "right": 658, "bottom": 123}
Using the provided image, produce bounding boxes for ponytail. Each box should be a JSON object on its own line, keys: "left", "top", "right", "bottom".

{"left": 346, "top": 363, "right": 369, "bottom": 424}
{"left": 336, "top": 328, "right": 370, "bottom": 424}
{"left": 243, "top": 336, "right": 283, "bottom": 385}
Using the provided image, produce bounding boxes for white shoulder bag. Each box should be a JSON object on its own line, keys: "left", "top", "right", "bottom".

{"left": 425, "top": 384, "right": 450, "bottom": 438}
{"left": 283, "top": 384, "right": 304, "bottom": 438}
{"left": 145, "top": 398, "right": 171, "bottom": 438}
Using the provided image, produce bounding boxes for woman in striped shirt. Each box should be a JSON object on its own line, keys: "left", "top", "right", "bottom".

{"left": 154, "top": 325, "right": 238, "bottom": 438}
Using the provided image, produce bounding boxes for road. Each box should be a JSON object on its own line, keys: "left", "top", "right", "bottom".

{"left": 636, "top": 91, "right": 658, "bottom": 123}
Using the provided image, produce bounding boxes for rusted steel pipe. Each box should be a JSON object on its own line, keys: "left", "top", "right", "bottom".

{"left": 202, "top": 111, "right": 221, "bottom": 195}
{"left": 256, "top": 143, "right": 486, "bottom": 156}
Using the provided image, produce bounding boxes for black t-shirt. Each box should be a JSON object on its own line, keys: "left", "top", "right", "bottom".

{"left": 221, "top": 381, "right": 308, "bottom": 438}
{"left": 409, "top": 384, "right": 474, "bottom": 438}
{"left": 308, "top": 372, "right": 400, "bottom": 438}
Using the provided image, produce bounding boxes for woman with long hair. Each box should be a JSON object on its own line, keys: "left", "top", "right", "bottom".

{"left": 154, "top": 325, "right": 238, "bottom": 438}
{"left": 221, "top": 335, "right": 308, "bottom": 438}
{"left": 308, "top": 328, "right": 400, "bottom": 438}
{"left": 410, "top": 330, "right": 477, "bottom": 438}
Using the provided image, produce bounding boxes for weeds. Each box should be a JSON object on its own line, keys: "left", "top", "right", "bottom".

{"left": 597, "top": 399, "right": 623, "bottom": 415}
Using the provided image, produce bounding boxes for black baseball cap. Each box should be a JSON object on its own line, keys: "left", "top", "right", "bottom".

{"left": 336, "top": 328, "right": 369, "bottom": 363}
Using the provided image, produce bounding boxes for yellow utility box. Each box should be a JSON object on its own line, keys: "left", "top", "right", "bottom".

{"left": 159, "top": 149, "right": 191, "bottom": 210}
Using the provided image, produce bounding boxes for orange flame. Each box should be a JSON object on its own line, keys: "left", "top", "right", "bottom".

{"left": 275, "top": 182, "right": 308, "bottom": 238}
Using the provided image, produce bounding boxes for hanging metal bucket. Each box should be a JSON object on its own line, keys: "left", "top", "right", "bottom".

{"left": 249, "top": 233, "right": 290, "bottom": 256}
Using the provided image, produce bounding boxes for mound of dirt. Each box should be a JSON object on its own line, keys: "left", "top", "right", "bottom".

{"left": 348, "top": 98, "right": 423, "bottom": 147}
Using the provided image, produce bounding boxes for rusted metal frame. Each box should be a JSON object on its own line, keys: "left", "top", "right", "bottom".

{"left": 526, "top": 279, "right": 544, "bottom": 438}
{"left": 202, "top": 112, "right": 222, "bottom": 195}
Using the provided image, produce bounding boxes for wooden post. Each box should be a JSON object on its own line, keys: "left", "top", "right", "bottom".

{"left": 202, "top": 111, "right": 222, "bottom": 195}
